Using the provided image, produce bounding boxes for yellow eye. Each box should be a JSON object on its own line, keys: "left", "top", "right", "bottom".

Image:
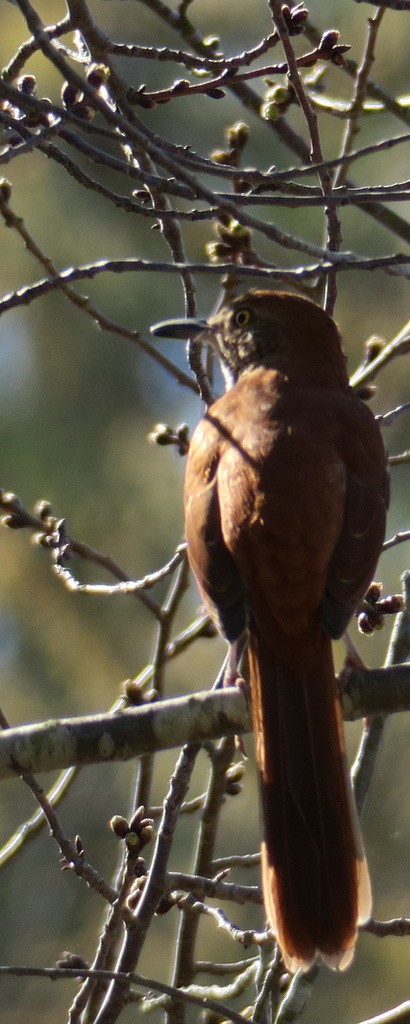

{"left": 234, "top": 308, "right": 251, "bottom": 328}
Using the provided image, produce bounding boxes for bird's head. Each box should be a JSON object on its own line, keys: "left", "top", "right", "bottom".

{"left": 151, "top": 290, "right": 349, "bottom": 390}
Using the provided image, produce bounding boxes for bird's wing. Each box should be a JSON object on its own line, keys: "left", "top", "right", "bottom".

{"left": 184, "top": 420, "right": 247, "bottom": 642}
{"left": 322, "top": 399, "right": 389, "bottom": 639}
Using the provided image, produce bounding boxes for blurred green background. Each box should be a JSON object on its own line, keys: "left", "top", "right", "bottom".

{"left": 0, "top": 1, "right": 408, "bottom": 1021}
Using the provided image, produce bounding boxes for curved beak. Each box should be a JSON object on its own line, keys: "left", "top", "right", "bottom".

{"left": 150, "top": 317, "right": 208, "bottom": 340}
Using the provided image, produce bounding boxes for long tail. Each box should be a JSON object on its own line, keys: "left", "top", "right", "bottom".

{"left": 248, "top": 625, "right": 371, "bottom": 973}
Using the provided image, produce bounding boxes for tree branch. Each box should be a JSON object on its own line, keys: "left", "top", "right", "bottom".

{"left": 1, "top": 664, "right": 409, "bottom": 781}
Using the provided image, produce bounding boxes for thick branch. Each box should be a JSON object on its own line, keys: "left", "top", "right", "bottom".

{"left": 1, "top": 664, "right": 409, "bottom": 781}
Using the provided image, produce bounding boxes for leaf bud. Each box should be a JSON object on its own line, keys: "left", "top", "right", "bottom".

{"left": 226, "top": 762, "right": 245, "bottom": 783}
{"left": 17, "top": 74, "right": 37, "bottom": 95}
{"left": 125, "top": 831, "right": 141, "bottom": 851}
{"left": 132, "top": 188, "right": 151, "bottom": 205}
{"left": 55, "top": 952, "right": 89, "bottom": 971}
{"left": 210, "top": 149, "right": 232, "bottom": 165}
{"left": 228, "top": 219, "right": 250, "bottom": 240}
{"left": 379, "top": 594, "right": 404, "bottom": 614}
{"left": 109, "top": 815, "right": 130, "bottom": 838}
{"left": 261, "top": 100, "right": 281, "bottom": 122}
{"left": 176, "top": 423, "right": 190, "bottom": 455}
{"left": 225, "top": 761, "right": 245, "bottom": 795}
{"left": 1, "top": 513, "right": 27, "bottom": 529}
{"left": 202, "top": 36, "right": 221, "bottom": 49}
{"left": 129, "top": 805, "right": 146, "bottom": 829}
{"left": 155, "top": 894, "right": 175, "bottom": 915}
{"left": 148, "top": 423, "right": 174, "bottom": 446}
{"left": 356, "top": 384, "right": 377, "bottom": 401}
{"left": 290, "top": 4, "right": 308, "bottom": 27}
{"left": 357, "top": 609, "right": 384, "bottom": 634}
{"left": 365, "top": 582, "right": 382, "bottom": 604}
{"left": 127, "top": 875, "right": 147, "bottom": 910}
{"left": 123, "top": 678, "right": 146, "bottom": 704}
{"left": 34, "top": 499, "right": 53, "bottom": 520}
{"left": 282, "top": 2, "right": 308, "bottom": 34}
{"left": 87, "top": 63, "right": 110, "bottom": 88}
{"left": 61, "top": 82, "right": 82, "bottom": 108}
{"left": 0, "top": 178, "right": 12, "bottom": 203}
{"left": 172, "top": 79, "right": 190, "bottom": 93}
{"left": 364, "top": 336, "right": 385, "bottom": 364}
{"left": 1, "top": 490, "right": 19, "bottom": 507}
{"left": 140, "top": 824, "right": 154, "bottom": 844}
{"left": 75, "top": 834, "right": 84, "bottom": 856}
{"left": 206, "top": 241, "right": 231, "bottom": 262}
{"left": 319, "top": 29, "right": 340, "bottom": 52}
{"left": 206, "top": 88, "right": 226, "bottom": 100}
{"left": 226, "top": 121, "right": 249, "bottom": 148}
{"left": 135, "top": 88, "right": 157, "bottom": 109}
{"left": 265, "top": 84, "right": 291, "bottom": 105}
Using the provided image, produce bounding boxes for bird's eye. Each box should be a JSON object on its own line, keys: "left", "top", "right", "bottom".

{"left": 234, "top": 308, "right": 251, "bottom": 327}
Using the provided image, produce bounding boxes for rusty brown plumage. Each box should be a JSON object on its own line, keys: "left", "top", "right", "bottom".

{"left": 151, "top": 289, "right": 389, "bottom": 972}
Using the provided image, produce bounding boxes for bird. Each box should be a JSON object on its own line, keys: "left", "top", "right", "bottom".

{"left": 150, "top": 289, "right": 389, "bottom": 973}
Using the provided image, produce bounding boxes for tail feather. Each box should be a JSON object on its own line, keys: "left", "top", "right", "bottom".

{"left": 248, "top": 626, "right": 371, "bottom": 972}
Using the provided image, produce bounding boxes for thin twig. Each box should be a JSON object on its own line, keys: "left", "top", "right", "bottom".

{"left": 128, "top": 45, "right": 349, "bottom": 105}
{"left": 333, "top": 7, "right": 386, "bottom": 188}
{"left": 377, "top": 401, "right": 410, "bottom": 426}
{"left": 171, "top": 735, "right": 237, "bottom": 1006}
{"left": 362, "top": 917, "right": 410, "bottom": 937}
{"left": 0, "top": 190, "right": 197, "bottom": 395}
{"left": 53, "top": 545, "right": 186, "bottom": 597}
{"left": 268, "top": 0, "right": 341, "bottom": 312}
{"left": 382, "top": 530, "right": 410, "bottom": 551}
{"left": 176, "top": 892, "right": 268, "bottom": 947}
{"left": 0, "top": 253, "right": 408, "bottom": 322}
{"left": 0, "top": 965, "right": 251, "bottom": 1024}
{"left": 350, "top": 319, "right": 410, "bottom": 388}
{"left": 195, "top": 957, "right": 258, "bottom": 975}
{"left": 0, "top": 489, "right": 160, "bottom": 614}
{"left": 93, "top": 741, "right": 202, "bottom": 1023}
{"left": 0, "top": 708, "right": 117, "bottom": 903}
{"left": 352, "top": 571, "right": 410, "bottom": 815}
{"left": 353, "top": 1003, "right": 410, "bottom": 1024}
{"left": 105, "top": 31, "right": 280, "bottom": 71}
{"left": 388, "top": 452, "right": 410, "bottom": 466}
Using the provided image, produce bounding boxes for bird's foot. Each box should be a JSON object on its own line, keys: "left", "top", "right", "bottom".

{"left": 223, "top": 639, "right": 248, "bottom": 756}
{"left": 339, "top": 632, "right": 373, "bottom": 726}
{"left": 222, "top": 637, "right": 247, "bottom": 688}
{"left": 340, "top": 630, "right": 367, "bottom": 676}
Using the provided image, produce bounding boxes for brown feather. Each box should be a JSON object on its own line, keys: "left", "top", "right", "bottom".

{"left": 248, "top": 625, "right": 371, "bottom": 972}
{"left": 181, "top": 291, "right": 387, "bottom": 970}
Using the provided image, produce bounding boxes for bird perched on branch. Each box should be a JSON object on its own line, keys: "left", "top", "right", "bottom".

{"left": 151, "top": 290, "right": 388, "bottom": 973}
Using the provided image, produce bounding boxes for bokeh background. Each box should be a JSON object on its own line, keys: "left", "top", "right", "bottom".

{"left": 0, "top": 1, "right": 408, "bottom": 1021}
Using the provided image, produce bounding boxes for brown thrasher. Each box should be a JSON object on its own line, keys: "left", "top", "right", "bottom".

{"left": 151, "top": 290, "right": 388, "bottom": 972}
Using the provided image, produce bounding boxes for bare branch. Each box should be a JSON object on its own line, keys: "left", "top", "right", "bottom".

{"left": 0, "top": 254, "right": 408, "bottom": 323}
{"left": 377, "top": 401, "right": 410, "bottom": 426}
{"left": 352, "top": 0, "right": 410, "bottom": 8}
{"left": 352, "top": 571, "right": 410, "bottom": 815}
{"left": 333, "top": 7, "right": 386, "bottom": 188}
{"left": 0, "top": 965, "right": 252, "bottom": 1024}
{"left": 363, "top": 917, "right": 410, "bottom": 937}
{"left": 1, "top": 666, "right": 410, "bottom": 781}
{"left": 354, "top": 1003, "right": 410, "bottom": 1024}
{"left": 350, "top": 319, "right": 410, "bottom": 388}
